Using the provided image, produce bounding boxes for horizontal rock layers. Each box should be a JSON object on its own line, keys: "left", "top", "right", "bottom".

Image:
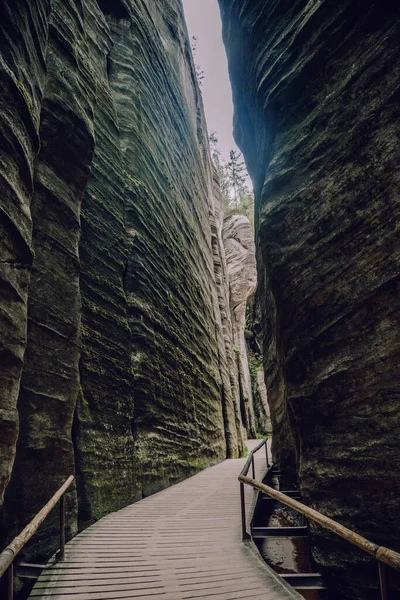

{"left": 246, "top": 295, "right": 272, "bottom": 437}
{"left": 0, "top": 0, "right": 245, "bottom": 566}
{"left": 223, "top": 214, "right": 257, "bottom": 436}
{"left": 0, "top": 0, "right": 51, "bottom": 513}
{"left": 106, "top": 0, "right": 242, "bottom": 497}
{"left": 218, "top": 0, "right": 400, "bottom": 597}
{"left": 4, "top": 0, "right": 97, "bottom": 558}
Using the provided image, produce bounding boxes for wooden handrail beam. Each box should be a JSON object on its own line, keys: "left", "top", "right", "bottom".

{"left": 376, "top": 546, "right": 400, "bottom": 571}
{"left": 0, "top": 475, "right": 74, "bottom": 578}
{"left": 239, "top": 474, "right": 400, "bottom": 572}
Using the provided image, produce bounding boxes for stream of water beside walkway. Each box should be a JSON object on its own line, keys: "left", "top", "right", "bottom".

{"left": 252, "top": 473, "right": 328, "bottom": 600}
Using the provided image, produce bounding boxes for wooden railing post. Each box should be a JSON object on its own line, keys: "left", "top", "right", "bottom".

{"left": 251, "top": 455, "right": 255, "bottom": 479}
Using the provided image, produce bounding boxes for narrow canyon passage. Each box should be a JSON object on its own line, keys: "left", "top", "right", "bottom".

{"left": 0, "top": 1, "right": 399, "bottom": 600}
{"left": 27, "top": 440, "right": 301, "bottom": 600}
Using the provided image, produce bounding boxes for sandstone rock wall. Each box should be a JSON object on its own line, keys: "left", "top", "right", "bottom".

{"left": 106, "top": 0, "right": 241, "bottom": 498}
{"left": 246, "top": 296, "right": 272, "bottom": 436}
{"left": 222, "top": 214, "right": 257, "bottom": 436}
{"left": 4, "top": 0, "right": 98, "bottom": 556}
{"left": 0, "top": 0, "right": 52, "bottom": 511}
{"left": 0, "top": 0, "right": 243, "bottom": 564}
{"left": 218, "top": 0, "right": 400, "bottom": 597}
{"left": 72, "top": 1, "right": 137, "bottom": 528}
{"left": 212, "top": 171, "right": 245, "bottom": 456}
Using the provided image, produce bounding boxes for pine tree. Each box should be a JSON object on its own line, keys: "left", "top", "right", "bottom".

{"left": 227, "top": 150, "right": 247, "bottom": 207}
{"left": 238, "top": 191, "right": 254, "bottom": 226}
{"left": 191, "top": 36, "right": 205, "bottom": 88}
{"left": 210, "top": 132, "right": 230, "bottom": 210}
{"left": 209, "top": 135, "right": 255, "bottom": 226}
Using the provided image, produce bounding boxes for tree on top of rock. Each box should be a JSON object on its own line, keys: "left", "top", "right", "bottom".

{"left": 210, "top": 132, "right": 230, "bottom": 208}
{"left": 209, "top": 133, "right": 254, "bottom": 226}
{"left": 227, "top": 149, "right": 247, "bottom": 207}
{"left": 191, "top": 36, "right": 205, "bottom": 88}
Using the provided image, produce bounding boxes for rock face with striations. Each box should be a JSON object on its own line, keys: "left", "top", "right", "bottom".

{"left": 222, "top": 214, "right": 257, "bottom": 436}
{"left": 0, "top": 0, "right": 244, "bottom": 565}
{"left": 218, "top": 0, "right": 400, "bottom": 597}
{"left": 0, "top": 0, "right": 52, "bottom": 513}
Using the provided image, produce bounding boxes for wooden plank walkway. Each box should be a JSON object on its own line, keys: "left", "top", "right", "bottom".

{"left": 29, "top": 440, "right": 300, "bottom": 600}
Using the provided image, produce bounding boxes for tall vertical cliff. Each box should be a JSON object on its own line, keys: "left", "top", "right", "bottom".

{"left": 222, "top": 214, "right": 257, "bottom": 436}
{"left": 0, "top": 0, "right": 52, "bottom": 512}
{"left": 218, "top": 0, "right": 400, "bottom": 597}
{"left": 0, "top": 0, "right": 245, "bottom": 564}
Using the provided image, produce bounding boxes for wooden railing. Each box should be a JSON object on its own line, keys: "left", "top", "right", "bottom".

{"left": 239, "top": 440, "right": 400, "bottom": 600}
{"left": 0, "top": 475, "right": 74, "bottom": 600}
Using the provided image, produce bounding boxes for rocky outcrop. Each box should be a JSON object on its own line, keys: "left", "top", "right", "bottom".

{"left": 212, "top": 171, "right": 246, "bottom": 456}
{"left": 223, "top": 214, "right": 257, "bottom": 436}
{"left": 218, "top": 0, "right": 400, "bottom": 597}
{"left": 0, "top": 0, "right": 244, "bottom": 566}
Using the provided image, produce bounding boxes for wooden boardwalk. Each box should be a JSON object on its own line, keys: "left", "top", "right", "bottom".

{"left": 29, "top": 441, "right": 300, "bottom": 600}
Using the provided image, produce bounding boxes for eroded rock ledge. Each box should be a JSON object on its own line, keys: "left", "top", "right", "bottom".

{"left": 218, "top": 0, "right": 400, "bottom": 597}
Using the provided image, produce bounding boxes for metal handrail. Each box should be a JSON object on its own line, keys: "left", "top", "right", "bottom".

{"left": 0, "top": 475, "right": 74, "bottom": 599}
{"left": 239, "top": 441, "right": 400, "bottom": 599}
{"left": 239, "top": 438, "right": 270, "bottom": 479}
{"left": 238, "top": 438, "right": 269, "bottom": 540}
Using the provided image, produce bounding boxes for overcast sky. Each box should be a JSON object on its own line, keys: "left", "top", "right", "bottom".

{"left": 181, "top": 0, "right": 239, "bottom": 164}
